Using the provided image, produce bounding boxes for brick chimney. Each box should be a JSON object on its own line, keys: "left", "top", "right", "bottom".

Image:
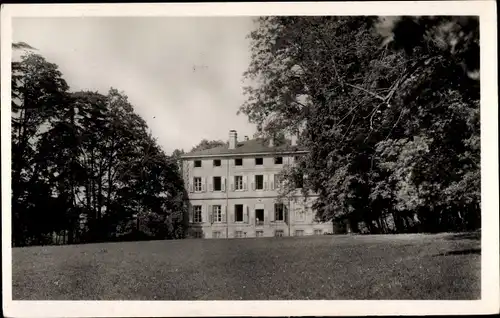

{"left": 229, "top": 130, "right": 237, "bottom": 149}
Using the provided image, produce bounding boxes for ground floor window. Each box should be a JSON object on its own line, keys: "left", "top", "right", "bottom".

{"left": 275, "top": 230, "right": 284, "bottom": 237}
{"left": 235, "top": 204, "right": 244, "bottom": 222}
{"left": 212, "top": 205, "right": 222, "bottom": 223}
{"left": 256, "top": 231, "right": 264, "bottom": 237}
{"left": 255, "top": 209, "right": 264, "bottom": 225}
{"left": 212, "top": 231, "right": 221, "bottom": 238}
{"left": 274, "top": 203, "right": 286, "bottom": 221}
{"left": 314, "top": 229, "right": 322, "bottom": 235}
{"left": 193, "top": 205, "right": 202, "bottom": 223}
{"left": 193, "top": 231, "right": 203, "bottom": 238}
{"left": 235, "top": 231, "right": 244, "bottom": 238}
{"left": 295, "top": 230, "right": 304, "bottom": 236}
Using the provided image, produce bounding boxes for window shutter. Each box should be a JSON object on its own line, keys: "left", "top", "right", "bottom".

{"left": 189, "top": 206, "right": 193, "bottom": 223}
{"left": 249, "top": 206, "right": 254, "bottom": 225}
{"left": 263, "top": 175, "right": 268, "bottom": 190}
{"left": 222, "top": 177, "right": 226, "bottom": 192}
{"left": 230, "top": 207, "right": 235, "bottom": 223}
{"left": 231, "top": 177, "right": 235, "bottom": 191}
{"left": 222, "top": 205, "right": 227, "bottom": 223}
{"left": 251, "top": 182, "right": 255, "bottom": 191}
{"left": 243, "top": 176, "right": 248, "bottom": 191}
{"left": 244, "top": 205, "right": 249, "bottom": 223}
{"left": 189, "top": 182, "right": 194, "bottom": 193}
{"left": 208, "top": 205, "right": 213, "bottom": 224}
{"left": 201, "top": 177, "right": 206, "bottom": 192}
{"left": 284, "top": 204, "right": 289, "bottom": 225}
{"left": 270, "top": 204, "right": 275, "bottom": 222}
{"left": 209, "top": 178, "right": 213, "bottom": 192}
{"left": 270, "top": 174, "right": 275, "bottom": 190}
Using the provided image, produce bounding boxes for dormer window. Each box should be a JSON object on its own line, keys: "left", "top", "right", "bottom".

{"left": 194, "top": 160, "right": 202, "bottom": 167}
{"left": 274, "top": 157, "right": 283, "bottom": 165}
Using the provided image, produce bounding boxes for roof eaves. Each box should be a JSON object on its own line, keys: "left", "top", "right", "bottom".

{"left": 180, "top": 149, "right": 309, "bottom": 159}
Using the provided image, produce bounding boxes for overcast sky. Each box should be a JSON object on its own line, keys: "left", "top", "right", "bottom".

{"left": 13, "top": 17, "right": 257, "bottom": 154}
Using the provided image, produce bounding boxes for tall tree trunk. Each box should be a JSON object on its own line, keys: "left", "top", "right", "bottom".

{"left": 106, "top": 137, "right": 116, "bottom": 218}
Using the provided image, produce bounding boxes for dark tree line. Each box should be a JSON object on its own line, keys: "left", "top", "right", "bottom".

{"left": 240, "top": 16, "right": 480, "bottom": 234}
{"left": 11, "top": 45, "right": 188, "bottom": 246}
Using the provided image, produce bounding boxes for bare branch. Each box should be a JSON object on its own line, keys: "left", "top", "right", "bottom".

{"left": 345, "top": 83, "right": 387, "bottom": 101}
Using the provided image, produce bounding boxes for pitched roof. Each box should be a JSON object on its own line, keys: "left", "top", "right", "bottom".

{"left": 181, "top": 138, "right": 307, "bottom": 158}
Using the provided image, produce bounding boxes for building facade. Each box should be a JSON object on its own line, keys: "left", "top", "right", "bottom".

{"left": 180, "top": 130, "right": 332, "bottom": 239}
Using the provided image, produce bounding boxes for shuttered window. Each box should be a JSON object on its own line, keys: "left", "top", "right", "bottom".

{"left": 274, "top": 203, "right": 285, "bottom": 221}
{"left": 193, "top": 205, "right": 202, "bottom": 223}
{"left": 234, "top": 204, "right": 244, "bottom": 222}
{"left": 255, "top": 175, "right": 264, "bottom": 190}
{"left": 194, "top": 177, "right": 202, "bottom": 192}
{"left": 213, "top": 205, "right": 222, "bottom": 223}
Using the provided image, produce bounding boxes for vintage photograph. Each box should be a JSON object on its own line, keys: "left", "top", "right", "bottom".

{"left": 1, "top": 2, "right": 498, "bottom": 317}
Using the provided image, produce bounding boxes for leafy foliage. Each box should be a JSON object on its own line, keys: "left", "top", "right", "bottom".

{"left": 190, "top": 139, "right": 227, "bottom": 152}
{"left": 11, "top": 48, "right": 187, "bottom": 246}
{"left": 240, "top": 16, "right": 480, "bottom": 233}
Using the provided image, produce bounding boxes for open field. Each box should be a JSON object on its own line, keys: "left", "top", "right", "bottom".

{"left": 12, "top": 233, "right": 480, "bottom": 300}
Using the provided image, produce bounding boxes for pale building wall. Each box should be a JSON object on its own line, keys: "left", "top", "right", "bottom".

{"left": 183, "top": 154, "right": 333, "bottom": 239}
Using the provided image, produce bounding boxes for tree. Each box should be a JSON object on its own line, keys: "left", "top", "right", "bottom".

{"left": 11, "top": 50, "right": 188, "bottom": 246}
{"left": 240, "top": 16, "right": 480, "bottom": 233}
{"left": 11, "top": 51, "right": 70, "bottom": 246}
{"left": 190, "top": 139, "right": 227, "bottom": 152}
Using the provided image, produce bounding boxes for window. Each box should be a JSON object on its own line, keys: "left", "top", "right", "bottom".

{"left": 194, "top": 177, "right": 202, "bottom": 192}
{"left": 255, "top": 175, "right": 264, "bottom": 190}
{"left": 213, "top": 176, "right": 222, "bottom": 191}
{"left": 294, "top": 156, "right": 301, "bottom": 162}
{"left": 274, "top": 203, "right": 285, "bottom": 221}
{"left": 235, "top": 158, "right": 243, "bottom": 166}
{"left": 212, "top": 231, "right": 221, "bottom": 238}
{"left": 275, "top": 230, "right": 284, "bottom": 237}
{"left": 193, "top": 231, "right": 203, "bottom": 238}
{"left": 314, "top": 229, "right": 323, "bottom": 236}
{"left": 235, "top": 204, "right": 244, "bottom": 222}
{"left": 235, "top": 176, "right": 243, "bottom": 191}
{"left": 256, "top": 231, "right": 264, "bottom": 237}
{"left": 213, "top": 159, "right": 221, "bottom": 167}
{"left": 193, "top": 205, "right": 202, "bottom": 223}
{"left": 212, "top": 205, "right": 222, "bottom": 223}
{"left": 255, "top": 209, "right": 264, "bottom": 226}
{"left": 235, "top": 231, "right": 244, "bottom": 238}
{"left": 194, "top": 160, "right": 202, "bottom": 167}
{"left": 295, "top": 230, "right": 304, "bottom": 236}
{"left": 274, "top": 157, "right": 283, "bottom": 164}
{"left": 255, "top": 157, "right": 263, "bottom": 165}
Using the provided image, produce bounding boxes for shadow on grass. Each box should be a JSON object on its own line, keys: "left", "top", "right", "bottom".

{"left": 443, "top": 232, "right": 481, "bottom": 241}
{"left": 434, "top": 248, "right": 481, "bottom": 257}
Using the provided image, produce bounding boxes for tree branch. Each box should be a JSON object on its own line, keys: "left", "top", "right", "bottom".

{"left": 345, "top": 83, "right": 387, "bottom": 101}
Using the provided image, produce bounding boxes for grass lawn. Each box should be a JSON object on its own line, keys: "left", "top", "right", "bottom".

{"left": 12, "top": 232, "right": 480, "bottom": 300}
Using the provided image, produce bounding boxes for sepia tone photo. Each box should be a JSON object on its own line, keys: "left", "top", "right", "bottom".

{"left": 1, "top": 2, "right": 498, "bottom": 317}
